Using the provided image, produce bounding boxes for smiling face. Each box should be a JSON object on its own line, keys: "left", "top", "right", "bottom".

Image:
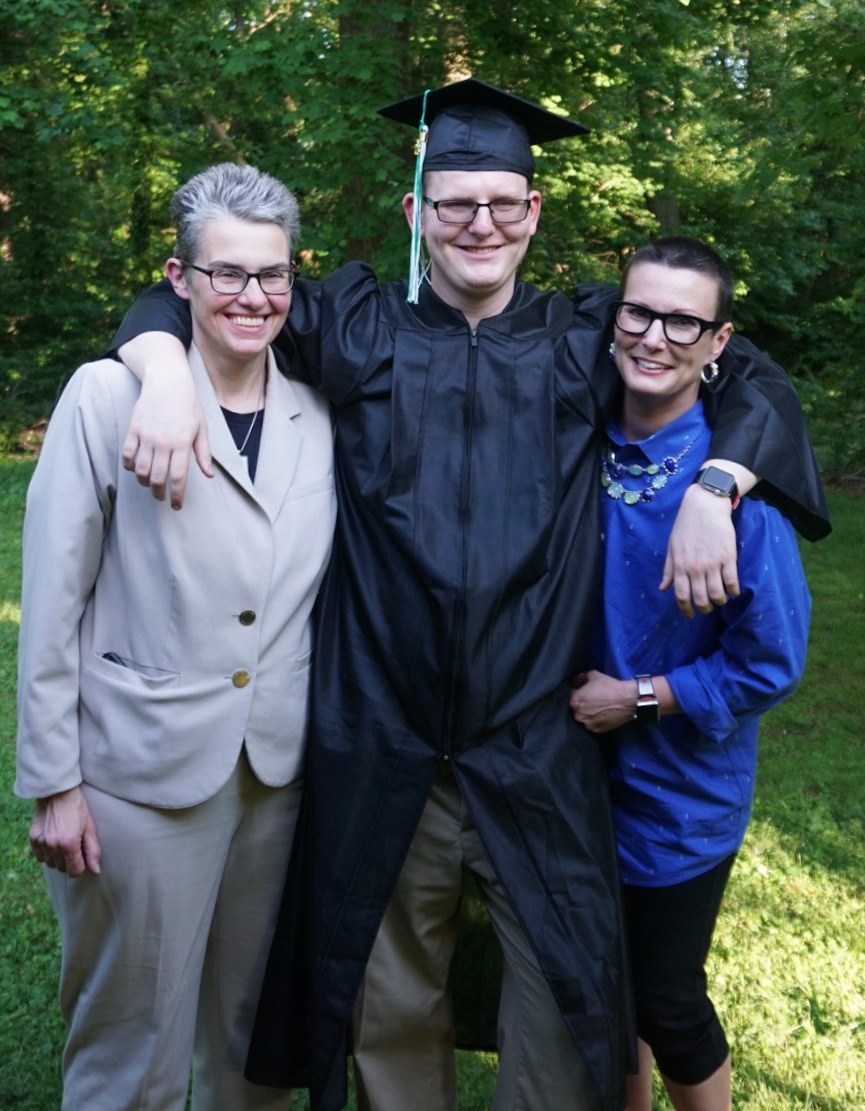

{"left": 165, "top": 216, "right": 292, "bottom": 382}
{"left": 614, "top": 260, "right": 732, "bottom": 430}
{"left": 403, "top": 169, "right": 541, "bottom": 326}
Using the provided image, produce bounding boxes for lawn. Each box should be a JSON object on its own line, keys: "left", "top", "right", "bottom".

{"left": 1, "top": 457, "right": 862, "bottom": 1109}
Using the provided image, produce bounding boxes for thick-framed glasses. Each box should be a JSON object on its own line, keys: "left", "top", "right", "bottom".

{"left": 183, "top": 261, "right": 298, "bottom": 295}
{"left": 614, "top": 301, "right": 722, "bottom": 346}
{"left": 423, "top": 197, "right": 531, "bottom": 225}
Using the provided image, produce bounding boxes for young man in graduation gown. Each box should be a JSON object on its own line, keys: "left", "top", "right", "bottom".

{"left": 113, "top": 81, "right": 830, "bottom": 1111}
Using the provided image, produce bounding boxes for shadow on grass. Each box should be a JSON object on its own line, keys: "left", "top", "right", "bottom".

{"left": 737, "top": 1063, "right": 857, "bottom": 1111}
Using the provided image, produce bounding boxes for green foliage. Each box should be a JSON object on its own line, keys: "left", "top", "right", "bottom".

{"left": 0, "top": 0, "right": 861, "bottom": 469}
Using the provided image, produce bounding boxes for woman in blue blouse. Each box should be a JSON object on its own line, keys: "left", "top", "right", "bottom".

{"left": 570, "top": 237, "right": 812, "bottom": 1111}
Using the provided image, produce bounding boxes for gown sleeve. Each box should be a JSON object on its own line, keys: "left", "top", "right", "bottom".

{"left": 109, "top": 278, "right": 193, "bottom": 354}
{"left": 572, "top": 283, "right": 831, "bottom": 542}
{"left": 703, "top": 333, "right": 830, "bottom": 541}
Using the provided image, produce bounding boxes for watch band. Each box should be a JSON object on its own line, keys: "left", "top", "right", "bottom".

{"left": 636, "top": 675, "right": 654, "bottom": 698}
{"left": 635, "top": 674, "right": 660, "bottom": 723}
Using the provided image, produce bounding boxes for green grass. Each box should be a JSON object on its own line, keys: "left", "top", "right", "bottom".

{"left": 1, "top": 460, "right": 862, "bottom": 1109}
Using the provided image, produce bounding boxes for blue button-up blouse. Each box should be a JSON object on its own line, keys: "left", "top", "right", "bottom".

{"left": 599, "top": 401, "right": 811, "bottom": 887}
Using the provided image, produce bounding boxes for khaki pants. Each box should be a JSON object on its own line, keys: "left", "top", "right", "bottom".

{"left": 352, "top": 762, "right": 600, "bottom": 1111}
{"left": 46, "top": 752, "right": 299, "bottom": 1111}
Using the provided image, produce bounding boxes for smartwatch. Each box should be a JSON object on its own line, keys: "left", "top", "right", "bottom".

{"left": 693, "top": 466, "right": 741, "bottom": 509}
{"left": 635, "top": 675, "right": 660, "bottom": 723}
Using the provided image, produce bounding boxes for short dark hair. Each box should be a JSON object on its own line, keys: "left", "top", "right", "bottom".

{"left": 620, "top": 236, "right": 733, "bottom": 323}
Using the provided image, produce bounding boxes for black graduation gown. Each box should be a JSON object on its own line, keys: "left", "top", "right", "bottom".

{"left": 112, "top": 265, "right": 830, "bottom": 1111}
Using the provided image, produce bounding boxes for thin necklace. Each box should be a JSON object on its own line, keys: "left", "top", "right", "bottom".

{"left": 601, "top": 435, "right": 697, "bottom": 506}
{"left": 235, "top": 373, "right": 266, "bottom": 456}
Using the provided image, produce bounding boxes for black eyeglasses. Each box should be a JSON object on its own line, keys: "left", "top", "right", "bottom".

{"left": 183, "top": 261, "right": 298, "bottom": 295}
{"left": 614, "top": 301, "right": 723, "bottom": 346}
{"left": 422, "top": 197, "right": 531, "bottom": 225}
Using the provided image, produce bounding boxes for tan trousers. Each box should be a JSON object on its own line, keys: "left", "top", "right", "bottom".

{"left": 352, "top": 763, "right": 599, "bottom": 1111}
{"left": 46, "top": 752, "right": 299, "bottom": 1111}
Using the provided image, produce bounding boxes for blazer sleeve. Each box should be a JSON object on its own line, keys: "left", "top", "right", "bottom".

{"left": 15, "top": 364, "right": 118, "bottom": 798}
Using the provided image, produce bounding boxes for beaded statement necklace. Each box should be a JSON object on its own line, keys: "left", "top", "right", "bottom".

{"left": 601, "top": 435, "right": 697, "bottom": 506}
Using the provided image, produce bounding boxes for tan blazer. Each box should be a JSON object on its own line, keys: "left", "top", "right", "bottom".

{"left": 16, "top": 346, "right": 335, "bottom": 808}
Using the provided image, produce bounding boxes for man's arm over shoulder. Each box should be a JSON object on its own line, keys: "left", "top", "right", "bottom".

{"left": 108, "top": 279, "right": 208, "bottom": 506}
{"left": 705, "top": 334, "right": 831, "bottom": 542}
{"left": 107, "top": 272, "right": 339, "bottom": 504}
{"left": 110, "top": 277, "right": 193, "bottom": 354}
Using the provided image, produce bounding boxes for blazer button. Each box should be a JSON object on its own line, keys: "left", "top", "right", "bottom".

{"left": 232, "top": 670, "right": 252, "bottom": 688}
{"left": 239, "top": 610, "right": 256, "bottom": 626}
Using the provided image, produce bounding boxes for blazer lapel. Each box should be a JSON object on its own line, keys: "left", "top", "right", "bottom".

{"left": 190, "top": 345, "right": 258, "bottom": 498}
{"left": 190, "top": 347, "right": 305, "bottom": 521}
{"left": 253, "top": 349, "right": 303, "bottom": 523}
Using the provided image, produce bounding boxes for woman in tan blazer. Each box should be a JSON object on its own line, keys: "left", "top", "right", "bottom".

{"left": 15, "top": 163, "right": 335, "bottom": 1111}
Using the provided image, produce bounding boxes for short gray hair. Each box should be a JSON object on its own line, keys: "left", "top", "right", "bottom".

{"left": 171, "top": 162, "right": 300, "bottom": 262}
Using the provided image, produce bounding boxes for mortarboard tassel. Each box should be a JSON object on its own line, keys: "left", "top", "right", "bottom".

{"left": 407, "top": 89, "right": 430, "bottom": 304}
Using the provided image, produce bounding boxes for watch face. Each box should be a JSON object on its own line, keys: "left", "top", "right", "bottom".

{"left": 700, "top": 466, "right": 736, "bottom": 496}
{"left": 635, "top": 699, "right": 660, "bottom": 723}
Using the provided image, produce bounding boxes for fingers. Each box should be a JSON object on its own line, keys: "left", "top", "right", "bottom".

{"left": 667, "top": 561, "right": 738, "bottom": 618}
{"left": 192, "top": 425, "right": 215, "bottom": 480}
{"left": 569, "top": 687, "right": 593, "bottom": 728}
{"left": 163, "top": 425, "right": 215, "bottom": 511}
{"left": 121, "top": 385, "right": 209, "bottom": 508}
{"left": 121, "top": 428, "right": 140, "bottom": 474}
{"left": 721, "top": 559, "right": 741, "bottom": 600}
{"left": 138, "top": 446, "right": 170, "bottom": 502}
{"left": 665, "top": 484, "right": 739, "bottom": 617}
{"left": 121, "top": 437, "right": 195, "bottom": 509}
{"left": 661, "top": 495, "right": 737, "bottom": 617}
{"left": 121, "top": 430, "right": 169, "bottom": 501}
{"left": 29, "top": 835, "right": 48, "bottom": 868}
{"left": 81, "top": 822, "right": 103, "bottom": 876}
{"left": 569, "top": 670, "right": 596, "bottom": 717}
{"left": 162, "top": 446, "right": 190, "bottom": 510}
{"left": 30, "top": 827, "right": 86, "bottom": 876}
{"left": 569, "top": 672, "right": 622, "bottom": 734}
{"left": 28, "top": 789, "right": 101, "bottom": 878}
{"left": 63, "top": 845, "right": 88, "bottom": 878}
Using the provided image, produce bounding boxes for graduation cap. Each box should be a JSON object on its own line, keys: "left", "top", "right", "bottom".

{"left": 378, "top": 78, "right": 588, "bottom": 301}
{"left": 379, "top": 77, "right": 588, "bottom": 179}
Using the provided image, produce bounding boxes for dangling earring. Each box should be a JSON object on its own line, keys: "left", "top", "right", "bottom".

{"left": 609, "top": 342, "right": 616, "bottom": 361}
{"left": 701, "top": 360, "right": 720, "bottom": 384}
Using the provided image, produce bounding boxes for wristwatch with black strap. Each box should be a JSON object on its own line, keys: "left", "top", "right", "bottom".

{"left": 693, "top": 465, "right": 741, "bottom": 509}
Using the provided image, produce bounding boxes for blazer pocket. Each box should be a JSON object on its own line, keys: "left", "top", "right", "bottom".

{"left": 86, "top": 650, "right": 180, "bottom": 688}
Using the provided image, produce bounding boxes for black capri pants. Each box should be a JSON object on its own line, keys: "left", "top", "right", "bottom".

{"left": 623, "top": 852, "right": 736, "bottom": 1086}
